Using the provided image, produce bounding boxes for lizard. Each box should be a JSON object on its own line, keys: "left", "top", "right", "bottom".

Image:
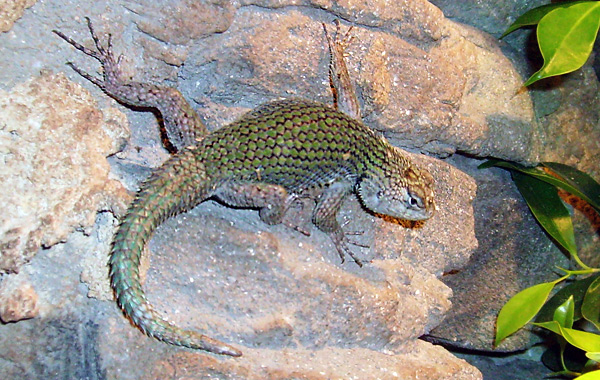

{"left": 54, "top": 18, "right": 435, "bottom": 357}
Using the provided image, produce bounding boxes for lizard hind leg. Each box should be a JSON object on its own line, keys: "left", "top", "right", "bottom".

{"left": 54, "top": 18, "right": 206, "bottom": 151}
{"left": 311, "top": 181, "right": 366, "bottom": 267}
{"left": 322, "top": 19, "right": 361, "bottom": 120}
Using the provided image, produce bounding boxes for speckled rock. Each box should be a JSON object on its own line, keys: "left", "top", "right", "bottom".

{"left": 0, "top": 72, "right": 131, "bottom": 274}
{"left": 0, "top": 0, "right": 36, "bottom": 32}
{"left": 0, "top": 274, "right": 38, "bottom": 322}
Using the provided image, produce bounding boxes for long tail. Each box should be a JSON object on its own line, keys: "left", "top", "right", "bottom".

{"left": 109, "top": 148, "right": 242, "bottom": 357}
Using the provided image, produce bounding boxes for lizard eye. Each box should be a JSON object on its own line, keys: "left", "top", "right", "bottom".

{"left": 408, "top": 193, "right": 423, "bottom": 209}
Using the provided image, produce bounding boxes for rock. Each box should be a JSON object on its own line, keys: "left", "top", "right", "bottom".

{"left": 0, "top": 218, "right": 111, "bottom": 379}
{"left": 118, "top": 343, "right": 482, "bottom": 380}
{"left": 0, "top": 0, "right": 478, "bottom": 377}
{"left": 427, "top": 156, "right": 569, "bottom": 351}
{"left": 176, "top": 4, "right": 538, "bottom": 163}
{"left": 132, "top": 152, "right": 475, "bottom": 353}
{"left": 0, "top": 274, "right": 39, "bottom": 322}
{"left": 92, "top": 172, "right": 478, "bottom": 379}
{"left": 0, "top": 72, "right": 131, "bottom": 274}
{"left": 428, "top": 0, "right": 549, "bottom": 37}
{"left": 0, "top": 0, "right": 36, "bottom": 32}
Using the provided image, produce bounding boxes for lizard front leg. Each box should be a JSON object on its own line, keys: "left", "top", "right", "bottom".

{"left": 311, "top": 181, "right": 365, "bottom": 267}
{"left": 54, "top": 18, "right": 206, "bottom": 151}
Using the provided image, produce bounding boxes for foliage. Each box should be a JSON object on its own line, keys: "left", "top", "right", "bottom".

{"left": 502, "top": 1, "right": 600, "bottom": 86}
{"left": 479, "top": 160, "right": 600, "bottom": 379}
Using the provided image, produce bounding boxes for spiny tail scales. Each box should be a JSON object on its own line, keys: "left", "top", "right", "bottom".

{"left": 109, "top": 148, "right": 242, "bottom": 357}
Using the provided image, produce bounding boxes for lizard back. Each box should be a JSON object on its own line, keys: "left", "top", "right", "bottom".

{"left": 196, "top": 99, "right": 399, "bottom": 192}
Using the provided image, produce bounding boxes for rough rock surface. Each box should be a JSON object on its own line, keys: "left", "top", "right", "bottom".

{"left": 136, "top": 153, "right": 474, "bottom": 353}
{"left": 426, "top": 0, "right": 600, "bottom": 355}
{"left": 173, "top": 2, "right": 538, "bottom": 163}
{"left": 428, "top": 156, "right": 569, "bottom": 351}
{"left": 0, "top": 0, "right": 36, "bottom": 32}
{"left": 0, "top": 274, "right": 39, "bottom": 322}
{"left": 0, "top": 73, "right": 131, "bottom": 274}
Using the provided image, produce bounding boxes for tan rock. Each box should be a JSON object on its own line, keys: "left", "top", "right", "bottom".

{"left": 0, "top": 72, "right": 131, "bottom": 273}
{"left": 0, "top": 0, "right": 36, "bottom": 33}
{"left": 0, "top": 274, "right": 38, "bottom": 322}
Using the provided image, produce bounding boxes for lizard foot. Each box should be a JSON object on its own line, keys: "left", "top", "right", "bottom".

{"left": 339, "top": 220, "right": 370, "bottom": 248}
{"left": 54, "top": 17, "right": 125, "bottom": 92}
{"left": 55, "top": 18, "right": 207, "bottom": 151}
{"left": 329, "top": 229, "right": 369, "bottom": 267}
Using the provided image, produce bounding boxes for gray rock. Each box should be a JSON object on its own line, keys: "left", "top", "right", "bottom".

{"left": 428, "top": 155, "right": 568, "bottom": 352}
{"left": 427, "top": 0, "right": 600, "bottom": 356}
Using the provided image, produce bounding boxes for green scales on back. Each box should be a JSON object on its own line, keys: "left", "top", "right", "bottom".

{"left": 201, "top": 99, "right": 396, "bottom": 190}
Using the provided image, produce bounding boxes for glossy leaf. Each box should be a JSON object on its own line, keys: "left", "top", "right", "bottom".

{"left": 575, "top": 370, "right": 600, "bottom": 380}
{"left": 554, "top": 295, "right": 575, "bottom": 328}
{"left": 501, "top": 1, "right": 587, "bottom": 38}
{"left": 525, "top": 2, "right": 600, "bottom": 86}
{"left": 538, "top": 275, "right": 600, "bottom": 323}
{"left": 582, "top": 276, "right": 600, "bottom": 330}
{"left": 536, "top": 321, "right": 600, "bottom": 352}
{"left": 496, "top": 281, "right": 556, "bottom": 346}
{"left": 586, "top": 352, "right": 600, "bottom": 362}
{"left": 542, "top": 162, "right": 600, "bottom": 212}
{"left": 511, "top": 170, "right": 577, "bottom": 257}
{"left": 479, "top": 160, "right": 595, "bottom": 208}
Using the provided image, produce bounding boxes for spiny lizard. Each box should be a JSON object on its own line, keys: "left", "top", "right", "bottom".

{"left": 55, "top": 19, "right": 435, "bottom": 357}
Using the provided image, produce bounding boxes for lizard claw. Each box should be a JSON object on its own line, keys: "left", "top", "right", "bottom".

{"left": 339, "top": 220, "right": 369, "bottom": 248}
{"left": 329, "top": 230, "right": 368, "bottom": 267}
{"left": 53, "top": 17, "right": 125, "bottom": 91}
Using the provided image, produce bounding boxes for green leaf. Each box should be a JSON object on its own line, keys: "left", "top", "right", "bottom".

{"left": 542, "top": 162, "right": 600, "bottom": 212}
{"left": 496, "top": 281, "right": 556, "bottom": 346}
{"left": 511, "top": 170, "right": 577, "bottom": 257}
{"left": 501, "top": 1, "right": 587, "bottom": 38}
{"left": 536, "top": 321, "right": 600, "bottom": 352}
{"left": 482, "top": 160, "right": 600, "bottom": 212}
{"left": 575, "top": 370, "right": 600, "bottom": 380}
{"left": 562, "top": 327, "right": 600, "bottom": 352}
{"left": 554, "top": 295, "right": 575, "bottom": 328}
{"left": 538, "top": 275, "right": 600, "bottom": 323}
{"left": 582, "top": 276, "right": 600, "bottom": 330}
{"left": 586, "top": 352, "right": 600, "bottom": 362}
{"left": 524, "top": 2, "right": 600, "bottom": 86}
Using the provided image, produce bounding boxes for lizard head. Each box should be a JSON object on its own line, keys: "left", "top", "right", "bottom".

{"left": 357, "top": 148, "right": 435, "bottom": 221}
